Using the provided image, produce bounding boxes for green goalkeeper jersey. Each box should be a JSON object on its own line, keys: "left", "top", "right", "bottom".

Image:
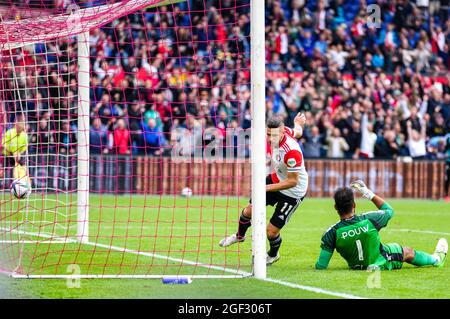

{"left": 318, "top": 203, "right": 394, "bottom": 270}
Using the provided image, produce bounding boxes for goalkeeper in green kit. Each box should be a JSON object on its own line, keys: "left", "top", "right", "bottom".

{"left": 315, "top": 180, "right": 447, "bottom": 270}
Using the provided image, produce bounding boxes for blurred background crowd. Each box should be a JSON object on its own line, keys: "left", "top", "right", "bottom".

{"left": 0, "top": 0, "right": 449, "bottom": 161}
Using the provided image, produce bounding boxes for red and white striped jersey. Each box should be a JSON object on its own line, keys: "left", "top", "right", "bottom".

{"left": 268, "top": 127, "right": 308, "bottom": 199}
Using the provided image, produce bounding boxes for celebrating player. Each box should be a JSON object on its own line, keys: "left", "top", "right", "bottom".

{"left": 219, "top": 113, "right": 308, "bottom": 266}
{"left": 315, "top": 180, "right": 447, "bottom": 270}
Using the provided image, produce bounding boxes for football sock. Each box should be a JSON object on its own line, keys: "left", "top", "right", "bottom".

{"left": 411, "top": 250, "right": 439, "bottom": 266}
{"left": 268, "top": 235, "right": 282, "bottom": 257}
{"left": 237, "top": 210, "right": 251, "bottom": 239}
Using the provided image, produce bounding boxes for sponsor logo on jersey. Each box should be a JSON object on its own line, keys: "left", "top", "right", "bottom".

{"left": 341, "top": 225, "right": 369, "bottom": 239}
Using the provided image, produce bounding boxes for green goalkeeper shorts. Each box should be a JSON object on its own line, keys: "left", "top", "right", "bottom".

{"left": 379, "top": 243, "right": 404, "bottom": 270}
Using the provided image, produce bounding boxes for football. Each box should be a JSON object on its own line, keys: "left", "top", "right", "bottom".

{"left": 10, "top": 178, "right": 31, "bottom": 199}
{"left": 181, "top": 187, "right": 192, "bottom": 198}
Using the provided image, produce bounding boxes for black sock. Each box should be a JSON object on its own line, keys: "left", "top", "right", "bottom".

{"left": 237, "top": 210, "right": 251, "bottom": 239}
{"left": 268, "top": 235, "right": 282, "bottom": 257}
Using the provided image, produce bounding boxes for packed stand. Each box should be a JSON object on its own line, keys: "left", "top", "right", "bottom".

{"left": 265, "top": 0, "right": 449, "bottom": 160}
{"left": 0, "top": 0, "right": 449, "bottom": 161}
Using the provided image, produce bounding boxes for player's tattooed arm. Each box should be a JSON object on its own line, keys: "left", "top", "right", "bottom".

{"left": 266, "top": 171, "right": 299, "bottom": 192}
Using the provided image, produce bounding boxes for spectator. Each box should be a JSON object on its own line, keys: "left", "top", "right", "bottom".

{"left": 143, "top": 103, "right": 163, "bottom": 131}
{"left": 93, "top": 94, "right": 123, "bottom": 126}
{"left": 57, "top": 120, "right": 77, "bottom": 154}
{"left": 415, "top": 40, "right": 432, "bottom": 72}
{"left": 372, "top": 46, "right": 385, "bottom": 71}
{"left": 403, "top": 106, "right": 422, "bottom": 140}
{"left": 30, "top": 118, "right": 55, "bottom": 154}
{"left": 374, "top": 130, "right": 400, "bottom": 159}
{"left": 113, "top": 118, "right": 131, "bottom": 155}
{"left": 90, "top": 117, "right": 109, "bottom": 155}
{"left": 427, "top": 135, "right": 447, "bottom": 159}
{"left": 126, "top": 102, "right": 145, "bottom": 153}
{"left": 427, "top": 113, "right": 447, "bottom": 137}
{"left": 229, "top": 26, "right": 250, "bottom": 59}
{"left": 441, "top": 93, "right": 450, "bottom": 120}
{"left": 328, "top": 44, "right": 349, "bottom": 70}
{"left": 302, "top": 125, "right": 323, "bottom": 158}
{"left": 344, "top": 120, "right": 362, "bottom": 159}
{"left": 170, "top": 114, "right": 202, "bottom": 158}
{"left": 359, "top": 113, "right": 378, "bottom": 159}
{"left": 142, "top": 118, "right": 164, "bottom": 156}
{"left": 407, "top": 119, "right": 427, "bottom": 159}
{"left": 326, "top": 126, "right": 349, "bottom": 158}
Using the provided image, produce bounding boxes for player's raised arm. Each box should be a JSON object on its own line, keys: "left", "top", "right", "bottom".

{"left": 350, "top": 180, "right": 394, "bottom": 229}
{"left": 292, "top": 112, "right": 306, "bottom": 139}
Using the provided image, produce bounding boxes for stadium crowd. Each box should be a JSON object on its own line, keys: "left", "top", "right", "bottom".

{"left": 0, "top": 0, "right": 449, "bottom": 161}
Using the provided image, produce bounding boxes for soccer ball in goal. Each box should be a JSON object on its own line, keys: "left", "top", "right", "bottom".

{"left": 181, "top": 187, "right": 193, "bottom": 198}
{"left": 10, "top": 179, "right": 32, "bottom": 199}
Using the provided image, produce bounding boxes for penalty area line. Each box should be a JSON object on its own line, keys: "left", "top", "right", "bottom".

{"left": 3, "top": 228, "right": 365, "bottom": 299}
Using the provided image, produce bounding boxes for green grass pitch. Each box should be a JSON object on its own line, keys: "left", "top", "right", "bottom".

{"left": 1, "top": 196, "right": 449, "bottom": 299}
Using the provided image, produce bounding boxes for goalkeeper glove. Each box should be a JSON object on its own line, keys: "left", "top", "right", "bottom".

{"left": 350, "top": 180, "right": 375, "bottom": 200}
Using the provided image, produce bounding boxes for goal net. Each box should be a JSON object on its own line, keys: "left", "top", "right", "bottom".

{"left": 0, "top": 0, "right": 261, "bottom": 279}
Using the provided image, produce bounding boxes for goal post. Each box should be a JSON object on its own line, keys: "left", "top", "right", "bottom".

{"left": 250, "top": 0, "right": 266, "bottom": 280}
{"left": 77, "top": 31, "right": 90, "bottom": 244}
{"left": 0, "top": 0, "right": 266, "bottom": 279}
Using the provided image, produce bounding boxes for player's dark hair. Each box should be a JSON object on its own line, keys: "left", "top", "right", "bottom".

{"left": 267, "top": 115, "right": 283, "bottom": 128}
{"left": 334, "top": 187, "right": 355, "bottom": 215}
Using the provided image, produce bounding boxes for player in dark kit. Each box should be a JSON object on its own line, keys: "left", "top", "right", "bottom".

{"left": 315, "top": 180, "right": 447, "bottom": 270}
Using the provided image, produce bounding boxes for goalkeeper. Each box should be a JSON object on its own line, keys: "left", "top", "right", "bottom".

{"left": 1, "top": 114, "right": 29, "bottom": 181}
{"left": 315, "top": 180, "right": 447, "bottom": 270}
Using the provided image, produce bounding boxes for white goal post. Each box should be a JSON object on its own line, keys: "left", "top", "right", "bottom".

{"left": 76, "top": 31, "right": 90, "bottom": 244}
{"left": 250, "top": 0, "right": 266, "bottom": 280}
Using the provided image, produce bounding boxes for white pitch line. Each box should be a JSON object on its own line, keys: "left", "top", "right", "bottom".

{"left": 1, "top": 227, "right": 366, "bottom": 299}
{"left": 86, "top": 240, "right": 247, "bottom": 277}
{"left": 82, "top": 241, "right": 366, "bottom": 299}
{"left": 11, "top": 274, "right": 243, "bottom": 279}
{"left": 261, "top": 277, "right": 366, "bottom": 299}
{"left": 7, "top": 225, "right": 450, "bottom": 235}
{"left": 387, "top": 229, "right": 450, "bottom": 236}
{"left": 0, "top": 227, "right": 79, "bottom": 244}
{"left": 95, "top": 225, "right": 230, "bottom": 231}
{"left": 0, "top": 240, "right": 68, "bottom": 244}
{"left": 1, "top": 223, "right": 232, "bottom": 231}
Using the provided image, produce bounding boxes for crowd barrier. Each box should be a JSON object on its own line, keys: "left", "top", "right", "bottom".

{"left": 18, "top": 155, "right": 445, "bottom": 199}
